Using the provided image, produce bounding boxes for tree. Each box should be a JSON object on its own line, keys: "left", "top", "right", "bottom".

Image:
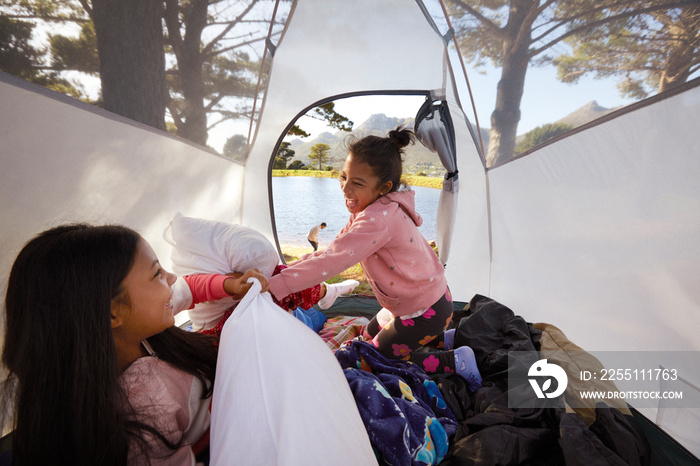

{"left": 273, "top": 141, "right": 294, "bottom": 169}
{"left": 287, "top": 102, "right": 354, "bottom": 138}
{"left": 288, "top": 159, "right": 305, "bottom": 170}
{"left": 308, "top": 143, "right": 331, "bottom": 170}
{"left": 162, "top": 0, "right": 264, "bottom": 145}
{"left": 1, "top": 1, "right": 356, "bottom": 151}
{"left": 272, "top": 156, "right": 286, "bottom": 169}
{"left": 514, "top": 122, "right": 573, "bottom": 154}
{"left": 91, "top": 0, "right": 166, "bottom": 130}
{"left": 49, "top": 21, "right": 99, "bottom": 75}
{"left": 446, "top": 0, "right": 699, "bottom": 167}
{"left": 0, "top": 0, "right": 274, "bottom": 146}
{"left": 0, "top": 13, "right": 83, "bottom": 97}
{"left": 553, "top": 4, "right": 700, "bottom": 99}
{"left": 2, "top": 0, "right": 166, "bottom": 126}
{"left": 0, "top": 15, "right": 39, "bottom": 78}
{"left": 223, "top": 133, "right": 247, "bottom": 163}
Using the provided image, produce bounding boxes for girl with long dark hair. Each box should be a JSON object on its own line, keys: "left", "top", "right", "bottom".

{"left": 1, "top": 223, "right": 267, "bottom": 465}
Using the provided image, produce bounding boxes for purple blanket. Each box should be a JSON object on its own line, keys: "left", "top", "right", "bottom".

{"left": 336, "top": 341, "right": 458, "bottom": 465}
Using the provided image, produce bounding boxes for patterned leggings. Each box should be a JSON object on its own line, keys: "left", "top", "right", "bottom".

{"left": 365, "top": 287, "right": 457, "bottom": 374}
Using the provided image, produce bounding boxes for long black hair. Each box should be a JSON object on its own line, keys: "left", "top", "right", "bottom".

{"left": 1, "top": 224, "right": 218, "bottom": 465}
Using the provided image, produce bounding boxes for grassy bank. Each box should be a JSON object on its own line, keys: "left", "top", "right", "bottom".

{"left": 272, "top": 169, "right": 443, "bottom": 189}
{"left": 273, "top": 169, "right": 336, "bottom": 178}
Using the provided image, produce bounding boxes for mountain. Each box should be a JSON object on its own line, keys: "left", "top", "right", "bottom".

{"left": 286, "top": 114, "right": 444, "bottom": 174}
{"left": 354, "top": 113, "right": 414, "bottom": 135}
{"left": 284, "top": 101, "right": 617, "bottom": 171}
{"left": 478, "top": 100, "right": 618, "bottom": 148}
{"left": 554, "top": 100, "right": 617, "bottom": 128}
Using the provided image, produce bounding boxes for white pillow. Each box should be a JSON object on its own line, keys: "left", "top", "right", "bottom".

{"left": 164, "top": 213, "right": 279, "bottom": 276}
{"left": 210, "top": 279, "right": 377, "bottom": 465}
{"left": 163, "top": 213, "right": 280, "bottom": 330}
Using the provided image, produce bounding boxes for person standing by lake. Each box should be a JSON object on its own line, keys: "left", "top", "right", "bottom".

{"left": 307, "top": 222, "right": 326, "bottom": 251}
{"left": 267, "top": 127, "right": 481, "bottom": 391}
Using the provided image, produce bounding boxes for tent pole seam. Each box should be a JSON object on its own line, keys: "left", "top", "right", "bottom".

{"left": 437, "top": 0, "right": 487, "bottom": 162}
{"left": 485, "top": 171, "right": 494, "bottom": 297}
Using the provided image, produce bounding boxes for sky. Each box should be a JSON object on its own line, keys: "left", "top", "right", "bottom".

{"left": 19, "top": 3, "right": 663, "bottom": 155}
{"left": 60, "top": 60, "right": 636, "bottom": 154}
{"left": 58, "top": 41, "right": 644, "bottom": 156}
{"left": 206, "top": 61, "right": 639, "bottom": 153}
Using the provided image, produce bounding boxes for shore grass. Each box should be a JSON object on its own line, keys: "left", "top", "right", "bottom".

{"left": 273, "top": 169, "right": 337, "bottom": 178}
{"left": 272, "top": 169, "right": 443, "bottom": 189}
{"left": 402, "top": 175, "right": 443, "bottom": 189}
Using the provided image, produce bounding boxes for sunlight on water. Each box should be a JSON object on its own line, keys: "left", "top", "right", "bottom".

{"left": 272, "top": 176, "right": 439, "bottom": 248}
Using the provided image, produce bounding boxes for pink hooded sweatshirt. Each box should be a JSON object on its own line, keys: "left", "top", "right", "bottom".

{"left": 269, "top": 190, "right": 447, "bottom": 317}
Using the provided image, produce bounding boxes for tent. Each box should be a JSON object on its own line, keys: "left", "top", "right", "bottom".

{"left": 1, "top": 0, "right": 699, "bottom": 462}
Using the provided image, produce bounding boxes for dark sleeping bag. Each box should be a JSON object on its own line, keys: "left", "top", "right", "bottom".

{"left": 433, "top": 295, "right": 651, "bottom": 465}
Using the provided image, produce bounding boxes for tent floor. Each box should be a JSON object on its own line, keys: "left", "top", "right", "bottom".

{"left": 4, "top": 297, "right": 692, "bottom": 464}
{"left": 324, "top": 296, "right": 700, "bottom": 465}
{"left": 630, "top": 408, "right": 700, "bottom": 465}
{"left": 319, "top": 294, "right": 469, "bottom": 319}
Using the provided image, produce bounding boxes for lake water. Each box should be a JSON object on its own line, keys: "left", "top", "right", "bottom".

{"left": 272, "top": 176, "right": 440, "bottom": 248}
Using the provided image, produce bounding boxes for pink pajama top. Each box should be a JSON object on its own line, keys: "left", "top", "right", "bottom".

{"left": 121, "top": 274, "right": 230, "bottom": 465}
{"left": 269, "top": 190, "right": 447, "bottom": 317}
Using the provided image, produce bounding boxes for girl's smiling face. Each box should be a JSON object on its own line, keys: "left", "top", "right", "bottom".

{"left": 111, "top": 239, "right": 177, "bottom": 344}
{"left": 340, "top": 153, "right": 393, "bottom": 214}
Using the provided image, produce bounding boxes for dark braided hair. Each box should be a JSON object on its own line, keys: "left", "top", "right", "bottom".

{"left": 347, "top": 126, "right": 415, "bottom": 193}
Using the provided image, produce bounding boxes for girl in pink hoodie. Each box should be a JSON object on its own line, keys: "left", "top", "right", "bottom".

{"left": 269, "top": 128, "right": 481, "bottom": 390}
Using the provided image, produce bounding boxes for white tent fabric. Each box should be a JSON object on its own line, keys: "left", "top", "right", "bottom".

{"left": 486, "top": 87, "right": 700, "bottom": 453}
{"left": 241, "top": 0, "right": 491, "bottom": 298}
{"left": 488, "top": 90, "right": 700, "bottom": 354}
{"left": 0, "top": 74, "right": 244, "bottom": 283}
{"left": 1, "top": 0, "right": 699, "bottom": 458}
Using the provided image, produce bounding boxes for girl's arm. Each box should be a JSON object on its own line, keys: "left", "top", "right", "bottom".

{"left": 269, "top": 213, "right": 388, "bottom": 300}
{"left": 177, "top": 270, "right": 269, "bottom": 311}
{"left": 223, "top": 269, "right": 270, "bottom": 296}
{"left": 184, "top": 274, "right": 230, "bottom": 305}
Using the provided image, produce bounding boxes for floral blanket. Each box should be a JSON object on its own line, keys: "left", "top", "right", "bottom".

{"left": 335, "top": 341, "right": 458, "bottom": 466}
